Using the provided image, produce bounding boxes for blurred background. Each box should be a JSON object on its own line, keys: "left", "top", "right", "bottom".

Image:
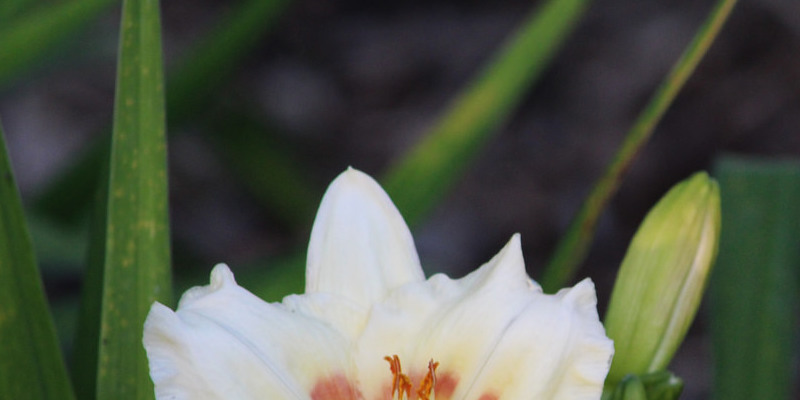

{"left": 1, "top": 0, "right": 799, "bottom": 398}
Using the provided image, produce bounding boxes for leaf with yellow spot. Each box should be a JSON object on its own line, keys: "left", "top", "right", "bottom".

{"left": 71, "top": 0, "right": 172, "bottom": 398}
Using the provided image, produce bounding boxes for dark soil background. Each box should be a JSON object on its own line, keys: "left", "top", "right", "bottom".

{"left": 2, "top": 0, "right": 799, "bottom": 398}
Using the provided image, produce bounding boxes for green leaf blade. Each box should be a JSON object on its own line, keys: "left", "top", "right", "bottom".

{"left": 710, "top": 157, "right": 800, "bottom": 400}
{"left": 72, "top": 0, "right": 172, "bottom": 397}
{"left": 0, "top": 123, "right": 75, "bottom": 399}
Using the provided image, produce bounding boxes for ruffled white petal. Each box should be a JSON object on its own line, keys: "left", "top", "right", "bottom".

{"left": 143, "top": 264, "right": 359, "bottom": 400}
{"left": 463, "top": 279, "right": 614, "bottom": 400}
{"left": 352, "top": 235, "right": 613, "bottom": 400}
{"left": 306, "top": 168, "right": 424, "bottom": 306}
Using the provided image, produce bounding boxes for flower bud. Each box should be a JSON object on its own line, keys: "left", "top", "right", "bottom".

{"left": 604, "top": 172, "right": 721, "bottom": 384}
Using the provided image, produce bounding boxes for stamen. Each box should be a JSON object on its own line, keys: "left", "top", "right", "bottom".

{"left": 417, "top": 360, "right": 439, "bottom": 400}
{"left": 384, "top": 355, "right": 439, "bottom": 400}
{"left": 384, "top": 355, "right": 401, "bottom": 399}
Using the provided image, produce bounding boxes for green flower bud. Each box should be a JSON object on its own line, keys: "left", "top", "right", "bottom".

{"left": 604, "top": 172, "right": 721, "bottom": 384}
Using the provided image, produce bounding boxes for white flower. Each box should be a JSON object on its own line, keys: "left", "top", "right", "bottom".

{"left": 143, "top": 168, "right": 614, "bottom": 400}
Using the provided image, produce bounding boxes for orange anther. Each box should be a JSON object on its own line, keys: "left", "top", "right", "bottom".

{"left": 385, "top": 355, "right": 414, "bottom": 399}
{"left": 384, "top": 355, "right": 401, "bottom": 398}
{"left": 417, "top": 359, "right": 439, "bottom": 400}
{"left": 385, "top": 355, "right": 440, "bottom": 400}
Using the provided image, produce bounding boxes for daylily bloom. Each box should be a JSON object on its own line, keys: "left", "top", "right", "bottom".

{"left": 143, "top": 168, "right": 614, "bottom": 400}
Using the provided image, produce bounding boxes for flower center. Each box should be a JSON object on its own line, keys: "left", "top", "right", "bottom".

{"left": 384, "top": 355, "right": 439, "bottom": 400}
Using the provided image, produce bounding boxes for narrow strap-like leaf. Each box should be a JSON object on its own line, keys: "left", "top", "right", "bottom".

{"left": 383, "top": 0, "right": 591, "bottom": 225}
{"left": 98, "top": 0, "right": 171, "bottom": 394}
{"left": 0, "top": 122, "right": 75, "bottom": 399}
{"left": 72, "top": 0, "right": 172, "bottom": 397}
{"left": 711, "top": 157, "right": 800, "bottom": 400}
{"left": 540, "top": 0, "right": 738, "bottom": 292}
